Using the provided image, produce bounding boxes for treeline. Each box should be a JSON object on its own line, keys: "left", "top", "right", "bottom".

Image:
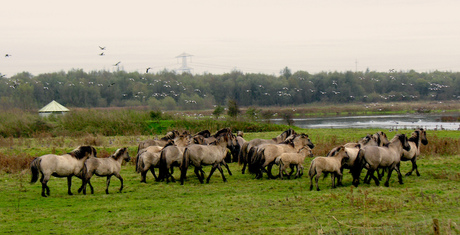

{"left": 1, "top": 68, "right": 459, "bottom": 110}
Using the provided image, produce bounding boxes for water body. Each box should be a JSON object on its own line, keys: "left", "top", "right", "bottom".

{"left": 271, "top": 113, "right": 460, "bottom": 130}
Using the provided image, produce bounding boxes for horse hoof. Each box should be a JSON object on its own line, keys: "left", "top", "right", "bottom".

{"left": 317, "top": 188, "right": 320, "bottom": 191}
{"left": 405, "top": 172, "right": 411, "bottom": 176}
{"left": 384, "top": 183, "right": 389, "bottom": 187}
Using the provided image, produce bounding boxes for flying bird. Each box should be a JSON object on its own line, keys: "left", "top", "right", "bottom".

{"left": 5, "top": 54, "right": 11, "bottom": 57}
{"left": 113, "top": 61, "right": 121, "bottom": 66}
{"left": 108, "top": 82, "right": 115, "bottom": 87}
{"left": 99, "top": 52, "right": 105, "bottom": 56}
{"left": 146, "top": 67, "right": 152, "bottom": 73}
{"left": 99, "top": 46, "right": 106, "bottom": 50}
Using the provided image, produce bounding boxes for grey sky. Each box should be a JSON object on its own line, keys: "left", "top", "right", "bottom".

{"left": 1, "top": 0, "right": 459, "bottom": 76}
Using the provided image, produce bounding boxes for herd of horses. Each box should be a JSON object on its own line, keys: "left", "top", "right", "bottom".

{"left": 29, "top": 127, "right": 428, "bottom": 197}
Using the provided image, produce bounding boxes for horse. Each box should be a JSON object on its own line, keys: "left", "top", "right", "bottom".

{"left": 309, "top": 146, "right": 349, "bottom": 191}
{"left": 157, "top": 134, "right": 192, "bottom": 183}
{"left": 238, "top": 128, "right": 296, "bottom": 174}
{"left": 136, "top": 145, "right": 163, "bottom": 182}
{"left": 248, "top": 133, "right": 315, "bottom": 179}
{"left": 275, "top": 145, "right": 313, "bottom": 179}
{"left": 79, "top": 147, "right": 130, "bottom": 195}
{"left": 351, "top": 134, "right": 411, "bottom": 187}
{"left": 180, "top": 134, "right": 235, "bottom": 185}
{"left": 30, "top": 146, "right": 97, "bottom": 197}
{"left": 401, "top": 128, "right": 428, "bottom": 176}
{"left": 332, "top": 131, "right": 390, "bottom": 185}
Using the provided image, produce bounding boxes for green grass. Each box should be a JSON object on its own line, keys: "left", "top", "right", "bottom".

{"left": 0, "top": 130, "right": 459, "bottom": 234}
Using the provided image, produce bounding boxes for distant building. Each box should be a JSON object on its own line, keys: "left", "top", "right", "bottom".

{"left": 38, "top": 100, "right": 70, "bottom": 117}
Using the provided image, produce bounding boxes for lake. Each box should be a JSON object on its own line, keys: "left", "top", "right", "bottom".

{"left": 271, "top": 113, "right": 460, "bottom": 130}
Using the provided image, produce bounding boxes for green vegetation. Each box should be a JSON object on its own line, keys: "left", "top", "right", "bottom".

{"left": 0, "top": 129, "right": 459, "bottom": 234}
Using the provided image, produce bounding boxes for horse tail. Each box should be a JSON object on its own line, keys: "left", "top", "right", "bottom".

{"left": 308, "top": 159, "right": 316, "bottom": 178}
{"left": 351, "top": 149, "right": 365, "bottom": 185}
{"left": 30, "top": 157, "right": 41, "bottom": 184}
{"left": 238, "top": 142, "right": 248, "bottom": 165}
{"left": 136, "top": 152, "right": 144, "bottom": 173}
{"left": 180, "top": 148, "right": 190, "bottom": 185}
{"left": 247, "top": 147, "right": 259, "bottom": 174}
{"left": 158, "top": 149, "right": 167, "bottom": 181}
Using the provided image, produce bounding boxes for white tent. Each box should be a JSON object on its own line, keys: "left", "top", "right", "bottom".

{"left": 38, "top": 100, "right": 70, "bottom": 117}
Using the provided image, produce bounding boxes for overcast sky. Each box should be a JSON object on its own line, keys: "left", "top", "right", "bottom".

{"left": 1, "top": 0, "right": 459, "bottom": 77}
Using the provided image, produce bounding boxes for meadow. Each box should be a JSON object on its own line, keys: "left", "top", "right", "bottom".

{"left": 0, "top": 128, "right": 459, "bottom": 234}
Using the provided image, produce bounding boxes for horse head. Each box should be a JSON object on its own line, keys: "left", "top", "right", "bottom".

{"left": 417, "top": 128, "right": 428, "bottom": 145}
{"left": 299, "top": 146, "right": 313, "bottom": 157}
{"left": 398, "top": 134, "right": 411, "bottom": 151}
{"left": 113, "top": 147, "right": 130, "bottom": 162}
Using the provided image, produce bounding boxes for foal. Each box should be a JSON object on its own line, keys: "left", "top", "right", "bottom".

{"left": 80, "top": 147, "right": 130, "bottom": 194}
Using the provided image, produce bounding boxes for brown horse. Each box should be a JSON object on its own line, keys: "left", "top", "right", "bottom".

{"left": 180, "top": 134, "right": 235, "bottom": 185}
{"left": 136, "top": 145, "right": 163, "bottom": 182}
{"left": 30, "top": 146, "right": 97, "bottom": 197}
{"left": 157, "top": 134, "right": 192, "bottom": 183}
{"left": 401, "top": 128, "right": 428, "bottom": 176}
{"left": 79, "top": 147, "right": 130, "bottom": 194}
{"left": 352, "top": 134, "right": 411, "bottom": 187}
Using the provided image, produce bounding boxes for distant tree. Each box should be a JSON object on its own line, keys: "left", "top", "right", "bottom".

{"left": 227, "top": 99, "right": 239, "bottom": 118}
{"left": 212, "top": 105, "right": 225, "bottom": 119}
{"left": 280, "top": 67, "right": 292, "bottom": 79}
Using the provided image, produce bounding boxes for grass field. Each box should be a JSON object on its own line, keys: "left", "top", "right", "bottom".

{"left": 0, "top": 129, "right": 459, "bottom": 234}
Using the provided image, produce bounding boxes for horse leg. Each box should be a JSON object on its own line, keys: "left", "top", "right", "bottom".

{"left": 41, "top": 174, "right": 50, "bottom": 197}
{"left": 384, "top": 166, "right": 395, "bottom": 187}
{"left": 331, "top": 173, "right": 336, "bottom": 189}
{"left": 150, "top": 166, "right": 158, "bottom": 181}
{"left": 241, "top": 162, "right": 247, "bottom": 174}
{"left": 88, "top": 180, "right": 94, "bottom": 194}
{"left": 315, "top": 171, "right": 322, "bottom": 191}
{"left": 266, "top": 163, "right": 278, "bottom": 179}
{"left": 106, "top": 175, "right": 112, "bottom": 194}
{"left": 414, "top": 158, "right": 420, "bottom": 177}
{"left": 115, "top": 174, "right": 124, "bottom": 193}
{"left": 337, "top": 168, "right": 344, "bottom": 186}
{"left": 206, "top": 165, "right": 218, "bottom": 183}
{"left": 217, "top": 164, "right": 227, "bottom": 182}
{"left": 194, "top": 167, "right": 204, "bottom": 183}
{"left": 396, "top": 163, "right": 404, "bottom": 184}
{"left": 309, "top": 173, "right": 315, "bottom": 191}
{"left": 140, "top": 170, "right": 147, "bottom": 183}
{"left": 221, "top": 161, "right": 232, "bottom": 176}
{"left": 67, "top": 176, "right": 73, "bottom": 195}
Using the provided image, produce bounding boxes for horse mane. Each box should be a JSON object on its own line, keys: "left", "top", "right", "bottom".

{"left": 160, "top": 130, "right": 179, "bottom": 141}
{"left": 68, "top": 146, "right": 96, "bottom": 159}
{"left": 408, "top": 130, "right": 420, "bottom": 148}
{"left": 213, "top": 128, "right": 231, "bottom": 137}
{"left": 111, "top": 147, "right": 127, "bottom": 160}
{"left": 195, "top": 130, "right": 211, "bottom": 138}
{"left": 163, "top": 140, "right": 176, "bottom": 148}
{"left": 329, "top": 146, "right": 344, "bottom": 157}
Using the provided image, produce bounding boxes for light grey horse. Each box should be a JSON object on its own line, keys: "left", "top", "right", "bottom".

{"left": 79, "top": 147, "right": 130, "bottom": 194}
{"left": 352, "top": 134, "right": 411, "bottom": 187}
{"left": 180, "top": 134, "right": 235, "bottom": 185}
{"left": 30, "top": 146, "right": 97, "bottom": 197}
